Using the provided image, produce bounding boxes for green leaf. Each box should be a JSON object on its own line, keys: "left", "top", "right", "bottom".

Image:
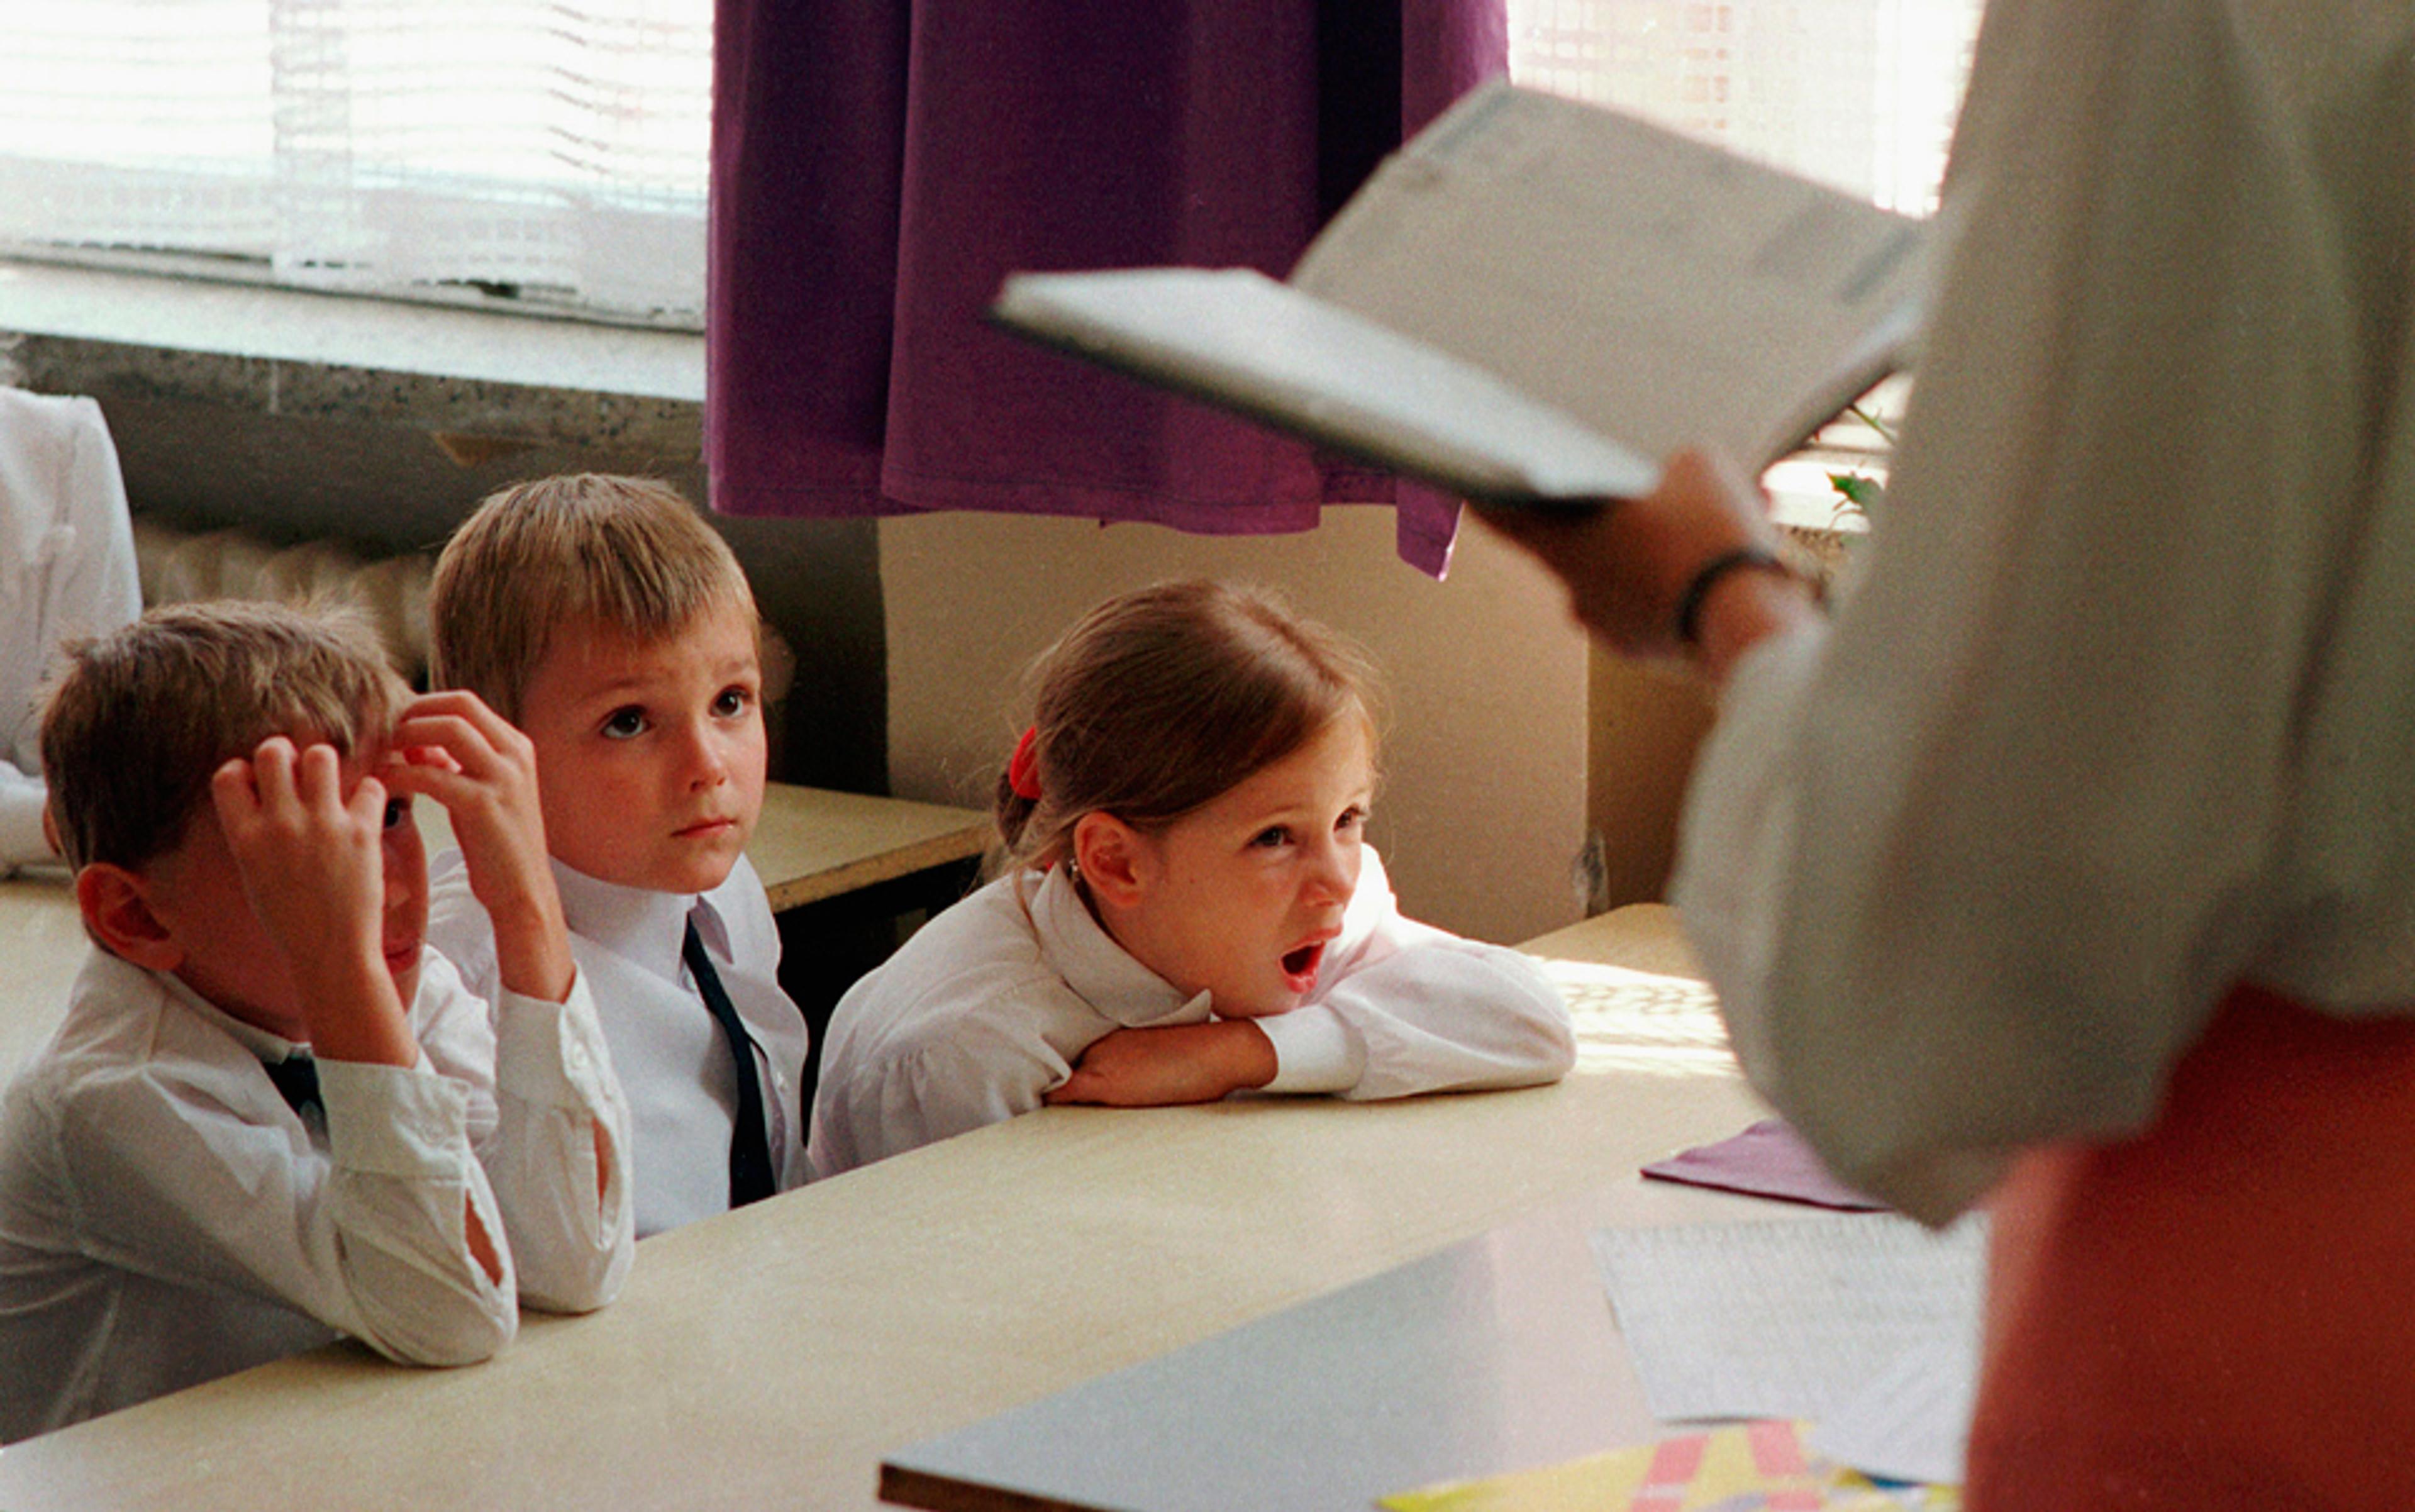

{"left": 1828, "top": 472, "right": 1881, "bottom": 510}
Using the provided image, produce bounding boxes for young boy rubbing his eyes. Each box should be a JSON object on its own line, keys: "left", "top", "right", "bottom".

{"left": 0, "top": 602, "right": 633, "bottom": 1441}
{"left": 807, "top": 579, "right": 1576, "bottom": 1177}
{"left": 424, "top": 475, "right": 810, "bottom": 1234}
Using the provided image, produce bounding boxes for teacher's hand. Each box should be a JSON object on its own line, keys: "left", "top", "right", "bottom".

{"left": 1474, "top": 448, "right": 1816, "bottom": 679}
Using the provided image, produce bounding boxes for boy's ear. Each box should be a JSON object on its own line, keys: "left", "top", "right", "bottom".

{"left": 1070, "top": 811, "right": 1153, "bottom": 910}
{"left": 75, "top": 864, "right": 184, "bottom": 972}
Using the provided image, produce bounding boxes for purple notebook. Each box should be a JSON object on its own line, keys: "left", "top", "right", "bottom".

{"left": 1641, "top": 1118, "right": 1887, "bottom": 1211}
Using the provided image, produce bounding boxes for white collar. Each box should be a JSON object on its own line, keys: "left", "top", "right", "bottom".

{"left": 551, "top": 858, "right": 726, "bottom": 982}
{"left": 1023, "top": 864, "right": 1213, "bottom": 1026}
{"left": 152, "top": 966, "right": 304, "bottom": 1063}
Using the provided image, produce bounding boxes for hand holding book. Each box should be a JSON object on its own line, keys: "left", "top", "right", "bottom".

{"left": 1475, "top": 449, "right": 1823, "bottom": 681}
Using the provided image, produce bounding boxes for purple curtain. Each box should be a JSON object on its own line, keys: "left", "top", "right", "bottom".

{"left": 706, "top": 2, "right": 1508, "bottom": 577}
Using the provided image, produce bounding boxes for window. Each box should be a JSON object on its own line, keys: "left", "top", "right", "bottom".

{"left": 0, "top": 0, "right": 712, "bottom": 328}
{"left": 1509, "top": 0, "right": 1986, "bottom": 521}
{"left": 1508, "top": 0, "right": 1985, "bottom": 216}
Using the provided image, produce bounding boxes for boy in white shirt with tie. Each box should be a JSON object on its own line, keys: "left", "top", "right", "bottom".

{"left": 423, "top": 475, "right": 811, "bottom": 1233}
{"left": 0, "top": 601, "right": 633, "bottom": 1440}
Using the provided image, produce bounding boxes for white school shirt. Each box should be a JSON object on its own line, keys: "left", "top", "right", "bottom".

{"left": 0, "top": 946, "right": 633, "bottom": 1442}
{"left": 808, "top": 847, "right": 1574, "bottom": 1178}
{"left": 0, "top": 388, "right": 140, "bottom": 871}
{"left": 1673, "top": 1, "right": 2415, "bottom": 1222}
{"left": 427, "top": 851, "right": 809, "bottom": 1235}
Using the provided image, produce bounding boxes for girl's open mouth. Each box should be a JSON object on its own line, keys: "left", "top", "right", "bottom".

{"left": 1280, "top": 941, "right": 1325, "bottom": 991}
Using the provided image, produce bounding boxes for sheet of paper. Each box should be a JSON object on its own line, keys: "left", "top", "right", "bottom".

{"left": 1591, "top": 1212, "right": 1985, "bottom": 1428}
{"left": 1641, "top": 1118, "right": 1887, "bottom": 1211}
{"left": 1810, "top": 1325, "right": 1980, "bottom": 1487}
{"left": 1297, "top": 83, "right": 1926, "bottom": 468}
{"left": 1380, "top": 1419, "right": 1960, "bottom": 1512}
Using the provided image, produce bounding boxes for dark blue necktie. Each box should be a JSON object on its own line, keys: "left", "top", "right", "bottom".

{"left": 684, "top": 920, "right": 777, "bottom": 1207}
{"left": 264, "top": 1053, "right": 323, "bottom": 1121}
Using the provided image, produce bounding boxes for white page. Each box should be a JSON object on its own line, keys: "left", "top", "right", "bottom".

{"left": 1591, "top": 1212, "right": 1985, "bottom": 1430}
{"left": 1298, "top": 84, "right": 1927, "bottom": 469}
{"left": 1809, "top": 1322, "right": 1980, "bottom": 1486}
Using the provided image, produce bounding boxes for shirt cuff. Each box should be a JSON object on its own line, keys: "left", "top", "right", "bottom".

{"left": 318, "top": 1059, "right": 475, "bottom": 1178}
{"left": 492, "top": 970, "right": 614, "bottom": 1109}
{"left": 1254, "top": 1006, "right": 1365, "bottom": 1094}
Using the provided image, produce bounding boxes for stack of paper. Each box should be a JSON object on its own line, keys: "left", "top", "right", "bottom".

{"left": 1591, "top": 1213, "right": 1985, "bottom": 1486}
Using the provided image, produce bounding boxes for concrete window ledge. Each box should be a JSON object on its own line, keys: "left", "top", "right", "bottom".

{"left": 0, "top": 259, "right": 702, "bottom": 459}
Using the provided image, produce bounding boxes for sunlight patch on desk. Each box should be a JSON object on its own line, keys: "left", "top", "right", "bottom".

{"left": 1537, "top": 957, "right": 1739, "bottom": 1079}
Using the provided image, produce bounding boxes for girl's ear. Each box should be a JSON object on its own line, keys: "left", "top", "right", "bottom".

{"left": 76, "top": 863, "right": 184, "bottom": 972}
{"left": 1071, "top": 810, "right": 1152, "bottom": 911}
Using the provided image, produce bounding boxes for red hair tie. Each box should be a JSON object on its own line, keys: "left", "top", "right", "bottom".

{"left": 1006, "top": 725, "right": 1044, "bottom": 802}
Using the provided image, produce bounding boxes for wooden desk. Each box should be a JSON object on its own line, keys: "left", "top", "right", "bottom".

{"left": 884, "top": 1172, "right": 1790, "bottom": 1511}
{"left": 409, "top": 781, "right": 991, "bottom": 914}
{"left": 0, "top": 906, "right": 1770, "bottom": 1510}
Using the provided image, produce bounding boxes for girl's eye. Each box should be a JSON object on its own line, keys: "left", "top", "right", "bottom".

{"left": 1250, "top": 826, "right": 1291, "bottom": 849}
{"left": 1336, "top": 806, "right": 1368, "bottom": 835}
{"left": 601, "top": 707, "right": 648, "bottom": 740}
{"left": 711, "top": 686, "right": 752, "bottom": 719}
{"left": 382, "top": 797, "right": 411, "bottom": 831}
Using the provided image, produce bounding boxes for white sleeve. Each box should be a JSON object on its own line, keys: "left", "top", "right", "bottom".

{"left": 0, "top": 763, "right": 50, "bottom": 870}
{"left": 1671, "top": 2, "right": 2363, "bottom": 1221}
{"left": 58, "top": 1059, "right": 517, "bottom": 1368}
{"left": 0, "top": 396, "right": 138, "bottom": 873}
{"left": 424, "top": 969, "right": 635, "bottom": 1315}
{"left": 808, "top": 982, "right": 1073, "bottom": 1179}
{"left": 38, "top": 401, "right": 142, "bottom": 665}
{"left": 1257, "top": 852, "right": 1575, "bottom": 1099}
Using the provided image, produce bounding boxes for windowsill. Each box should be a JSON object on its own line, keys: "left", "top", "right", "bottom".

{"left": 0, "top": 260, "right": 702, "bottom": 457}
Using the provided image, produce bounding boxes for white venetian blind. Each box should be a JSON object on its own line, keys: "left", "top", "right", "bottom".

{"left": 1507, "top": 0, "right": 1986, "bottom": 216}
{"left": 0, "top": 0, "right": 713, "bottom": 326}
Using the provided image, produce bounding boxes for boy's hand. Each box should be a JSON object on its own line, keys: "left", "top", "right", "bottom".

{"left": 1045, "top": 1021, "right": 1279, "bottom": 1108}
{"left": 384, "top": 691, "right": 575, "bottom": 1004}
{"left": 213, "top": 739, "right": 415, "bottom": 1067}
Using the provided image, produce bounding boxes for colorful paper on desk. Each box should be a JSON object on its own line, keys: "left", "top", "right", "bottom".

{"left": 1642, "top": 1120, "right": 1887, "bottom": 1211}
{"left": 1591, "top": 1213, "right": 1986, "bottom": 1483}
{"left": 1380, "top": 1420, "right": 1960, "bottom": 1511}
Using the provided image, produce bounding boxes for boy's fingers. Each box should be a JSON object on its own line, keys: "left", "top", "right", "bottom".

{"left": 248, "top": 737, "right": 302, "bottom": 811}
{"left": 292, "top": 742, "right": 348, "bottom": 811}
{"left": 399, "top": 690, "right": 521, "bottom": 747}
{"left": 385, "top": 741, "right": 466, "bottom": 775}
{"left": 347, "top": 771, "right": 390, "bottom": 827}
{"left": 209, "top": 757, "right": 262, "bottom": 824}
{"left": 391, "top": 709, "right": 533, "bottom": 779}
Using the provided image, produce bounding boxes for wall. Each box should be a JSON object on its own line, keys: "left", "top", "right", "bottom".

{"left": 879, "top": 506, "right": 1593, "bottom": 947}
{"left": 1584, "top": 650, "right": 1715, "bottom": 911}
{"left": 87, "top": 393, "right": 888, "bottom": 796}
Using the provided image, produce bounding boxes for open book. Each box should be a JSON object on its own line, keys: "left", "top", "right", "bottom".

{"left": 990, "top": 82, "right": 1927, "bottom": 506}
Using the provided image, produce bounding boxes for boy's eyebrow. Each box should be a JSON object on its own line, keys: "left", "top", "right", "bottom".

{"left": 567, "top": 654, "right": 761, "bottom": 703}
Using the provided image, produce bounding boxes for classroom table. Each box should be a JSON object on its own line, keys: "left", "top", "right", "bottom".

{"left": 408, "top": 780, "right": 992, "bottom": 915}
{"left": 0, "top": 904, "right": 1779, "bottom": 1511}
{"left": 0, "top": 783, "right": 990, "bottom": 1092}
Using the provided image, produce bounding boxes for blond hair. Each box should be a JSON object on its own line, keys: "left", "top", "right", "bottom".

{"left": 429, "top": 474, "right": 756, "bottom": 721}
{"left": 41, "top": 601, "right": 403, "bottom": 870}
{"left": 996, "top": 580, "right": 1382, "bottom": 871}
